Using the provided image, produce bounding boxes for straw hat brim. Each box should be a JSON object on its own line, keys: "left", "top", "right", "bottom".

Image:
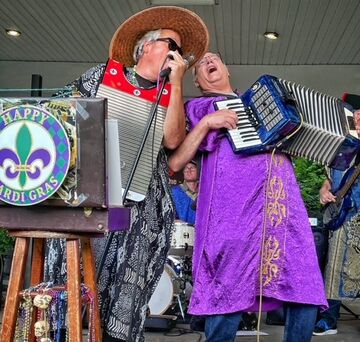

{"left": 109, "top": 6, "right": 209, "bottom": 67}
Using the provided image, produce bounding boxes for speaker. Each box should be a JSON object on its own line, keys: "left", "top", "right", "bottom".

{"left": 31, "top": 74, "right": 43, "bottom": 97}
{"left": 144, "top": 315, "right": 177, "bottom": 331}
{"left": 311, "top": 220, "right": 329, "bottom": 272}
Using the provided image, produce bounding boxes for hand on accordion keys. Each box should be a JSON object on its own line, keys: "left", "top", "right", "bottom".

{"left": 202, "top": 109, "right": 238, "bottom": 130}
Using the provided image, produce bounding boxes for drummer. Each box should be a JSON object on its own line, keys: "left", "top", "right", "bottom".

{"left": 171, "top": 160, "right": 198, "bottom": 225}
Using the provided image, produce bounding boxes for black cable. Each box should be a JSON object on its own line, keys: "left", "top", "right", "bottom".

{"left": 164, "top": 327, "right": 203, "bottom": 341}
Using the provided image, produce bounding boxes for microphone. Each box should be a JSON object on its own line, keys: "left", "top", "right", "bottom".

{"left": 160, "top": 54, "right": 195, "bottom": 78}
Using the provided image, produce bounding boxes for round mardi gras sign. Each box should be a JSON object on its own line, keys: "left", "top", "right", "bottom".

{"left": 0, "top": 104, "right": 71, "bottom": 206}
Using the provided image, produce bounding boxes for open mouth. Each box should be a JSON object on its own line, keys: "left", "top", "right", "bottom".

{"left": 208, "top": 66, "right": 217, "bottom": 73}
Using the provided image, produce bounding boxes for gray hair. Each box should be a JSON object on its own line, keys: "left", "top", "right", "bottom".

{"left": 133, "top": 29, "right": 162, "bottom": 63}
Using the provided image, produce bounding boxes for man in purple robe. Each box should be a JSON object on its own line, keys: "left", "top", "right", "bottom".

{"left": 169, "top": 52, "right": 327, "bottom": 342}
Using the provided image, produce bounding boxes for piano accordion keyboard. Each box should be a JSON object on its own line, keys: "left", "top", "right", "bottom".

{"left": 215, "top": 98, "right": 262, "bottom": 149}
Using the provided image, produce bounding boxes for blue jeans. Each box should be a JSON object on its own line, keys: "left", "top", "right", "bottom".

{"left": 205, "top": 303, "right": 317, "bottom": 342}
{"left": 317, "top": 299, "right": 341, "bottom": 327}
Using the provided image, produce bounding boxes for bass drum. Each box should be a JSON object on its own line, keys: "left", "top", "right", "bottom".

{"left": 148, "top": 264, "right": 179, "bottom": 315}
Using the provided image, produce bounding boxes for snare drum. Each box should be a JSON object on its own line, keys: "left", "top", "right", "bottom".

{"left": 148, "top": 264, "right": 180, "bottom": 315}
{"left": 171, "top": 220, "right": 194, "bottom": 249}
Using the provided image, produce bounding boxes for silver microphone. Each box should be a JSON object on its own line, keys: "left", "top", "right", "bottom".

{"left": 183, "top": 54, "right": 195, "bottom": 69}
{"left": 160, "top": 54, "right": 195, "bottom": 78}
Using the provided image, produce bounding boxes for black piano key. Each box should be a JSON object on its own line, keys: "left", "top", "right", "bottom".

{"left": 243, "top": 136, "right": 260, "bottom": 142}
{"left": 239, "top": 134, "right": 258, "bottom": 139}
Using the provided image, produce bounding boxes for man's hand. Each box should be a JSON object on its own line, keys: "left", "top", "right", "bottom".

{"left": 203, "top": 109, "right": 238, "bottom": 130}
{"left": 319, "top": 179, "right": 336, "bottom": 205}
{"left": 166, "top": 51, "right": 188, "bottom": 86}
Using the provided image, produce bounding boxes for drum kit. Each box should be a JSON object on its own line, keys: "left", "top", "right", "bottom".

{"left": 148, "top": 220, "right": 194, "bottom": 320}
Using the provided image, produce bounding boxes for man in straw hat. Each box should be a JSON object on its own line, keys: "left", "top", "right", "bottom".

{"left": 44, "top": 6, "right": 209, "bottom": 342}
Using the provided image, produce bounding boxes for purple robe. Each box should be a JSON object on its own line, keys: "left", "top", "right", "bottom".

{"left": 186, "top": 95, "right": 327, "bottom": 315}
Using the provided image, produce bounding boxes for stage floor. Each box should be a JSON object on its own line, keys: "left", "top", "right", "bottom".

{"left": 145, "top": 302, "right": 360, "bottom": 341}
{"left": 0, "top": 302, "right": 359, "bottom": 341}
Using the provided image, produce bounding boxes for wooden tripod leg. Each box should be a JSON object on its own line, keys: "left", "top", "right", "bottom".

{"left": 67, "top": 238, "right": 82, "bottom": 342}
{"left": 81, "top": 237, "right": 102, "bottom": 341}
{"left": 28, "top": 237, "right": 46, "bottom": 342}
{"left": 0, "top": 237, "right": 29, "bottom": 342}
{"left": 30, "top": 238, "right": 45, "bottom": 285}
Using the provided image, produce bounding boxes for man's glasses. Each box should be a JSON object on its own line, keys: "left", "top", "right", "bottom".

{"left": 155, "top": 37, "right": 183, "bottom": 56}
{"left": 196, "top": 53, "right": 222, "bottom": 67}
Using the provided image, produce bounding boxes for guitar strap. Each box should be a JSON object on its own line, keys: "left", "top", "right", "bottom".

{"left": 354, "top": 153, "right": 360, "bottom": 166}
{"left": 346, "top": 153, "right": 360, "bottom": 190}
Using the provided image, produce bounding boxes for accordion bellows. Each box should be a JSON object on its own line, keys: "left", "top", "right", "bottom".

{"left": 280, "top": 79, "right": 359, "bottom": 170}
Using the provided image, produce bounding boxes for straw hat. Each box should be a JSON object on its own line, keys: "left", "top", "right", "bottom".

{"left": 109, "top": 6, "right": 209, "bottom": 67}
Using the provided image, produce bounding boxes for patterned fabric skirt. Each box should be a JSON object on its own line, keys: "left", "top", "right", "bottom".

{"left": 325, "top": 213, "right": 360, "bottom": 301}
{"left": 44, "top": 149, "right": 175, "bottom": 341}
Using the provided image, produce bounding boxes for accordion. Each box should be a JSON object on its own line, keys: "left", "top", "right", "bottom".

{"left": 214, "top": 75, "right": 301, "bottom": 153}
{"left": 215, "top": 75, "right": 360, "bottom": 170}
{"left": 97, "top": 59, "right": 171, "bottom": 201}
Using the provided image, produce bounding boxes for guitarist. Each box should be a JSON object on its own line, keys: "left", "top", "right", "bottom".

{"left": 314, "top": 108, "right": 360, "bottom": 336}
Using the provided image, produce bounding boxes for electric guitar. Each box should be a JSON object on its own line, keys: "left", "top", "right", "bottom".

{"left": 323, "top": 162, "right": 360, "bottom": 230}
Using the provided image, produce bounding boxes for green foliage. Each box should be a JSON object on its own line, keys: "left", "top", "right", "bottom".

{"left": 0, "top": 228, "right": 15, "bottom": 254}
{"left": 293, "top": 158, "right": 327, "bottom": 216}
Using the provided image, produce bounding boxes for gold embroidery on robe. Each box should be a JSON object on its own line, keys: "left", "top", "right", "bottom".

{"left": 272, "top": 153, "right": 285, "bottom": 167}
{"left": 262, "top": 236, "right": 281, "bottom": 286}
{"left": 267, "top": 176, "right": 287, "bottom": 227}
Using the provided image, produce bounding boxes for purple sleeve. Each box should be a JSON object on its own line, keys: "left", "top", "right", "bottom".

{"left": 185, "top": 97, "right": 226, "bottom": 152}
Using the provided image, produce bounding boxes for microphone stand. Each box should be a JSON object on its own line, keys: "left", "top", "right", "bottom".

{"left": 96, "top": 73, "right": 170, "bottom": 282}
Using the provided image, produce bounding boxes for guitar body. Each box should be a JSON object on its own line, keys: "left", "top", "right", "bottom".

{"left": 323, "top": 164, "right": 359, "bottom": 230}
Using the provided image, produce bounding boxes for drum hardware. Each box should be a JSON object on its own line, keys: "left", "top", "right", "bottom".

{"left": 174, "top": 294, "right": 185, "bottom": 321}
{"left": 148, "top": 255, "right": 193, "bottom": 321}
{"left": 147, "top": 220, "right": 195, "bottom": 319}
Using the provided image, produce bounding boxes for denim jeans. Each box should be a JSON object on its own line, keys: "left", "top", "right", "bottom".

{"left": 317, "top": 299, "right": 341, "bottom": 327}
{"left": 283, "top": 303, "right": 317, "bottom": 342}
{"left": 205, "top": 303, "right": 318, "bottom": 342}
{"left": 205, "top": 312, "right": 243, "bottom": 342}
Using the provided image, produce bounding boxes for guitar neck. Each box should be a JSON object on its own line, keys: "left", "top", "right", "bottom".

{"left": 336, "top": 165, "right": 360, "bottom": 200}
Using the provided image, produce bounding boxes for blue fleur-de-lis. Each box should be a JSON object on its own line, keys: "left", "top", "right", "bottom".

{"left": 0, "top": 123, "right": 51, "bottom": 188}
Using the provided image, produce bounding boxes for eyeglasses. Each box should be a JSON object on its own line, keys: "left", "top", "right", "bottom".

{"left": 155, "top": 37, "right": 183, "bottom": 56}
{"left": 196, "top": 53, "right": 222, "bottom": 67}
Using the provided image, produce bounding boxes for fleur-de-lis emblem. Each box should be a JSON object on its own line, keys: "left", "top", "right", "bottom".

{"left": 0, "top": 123, "right": 51, "bottom": 189}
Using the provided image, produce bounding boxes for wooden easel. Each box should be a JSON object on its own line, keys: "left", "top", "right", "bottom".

{"left": 0, "top": 230, "right": 102, "bottom": 342}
